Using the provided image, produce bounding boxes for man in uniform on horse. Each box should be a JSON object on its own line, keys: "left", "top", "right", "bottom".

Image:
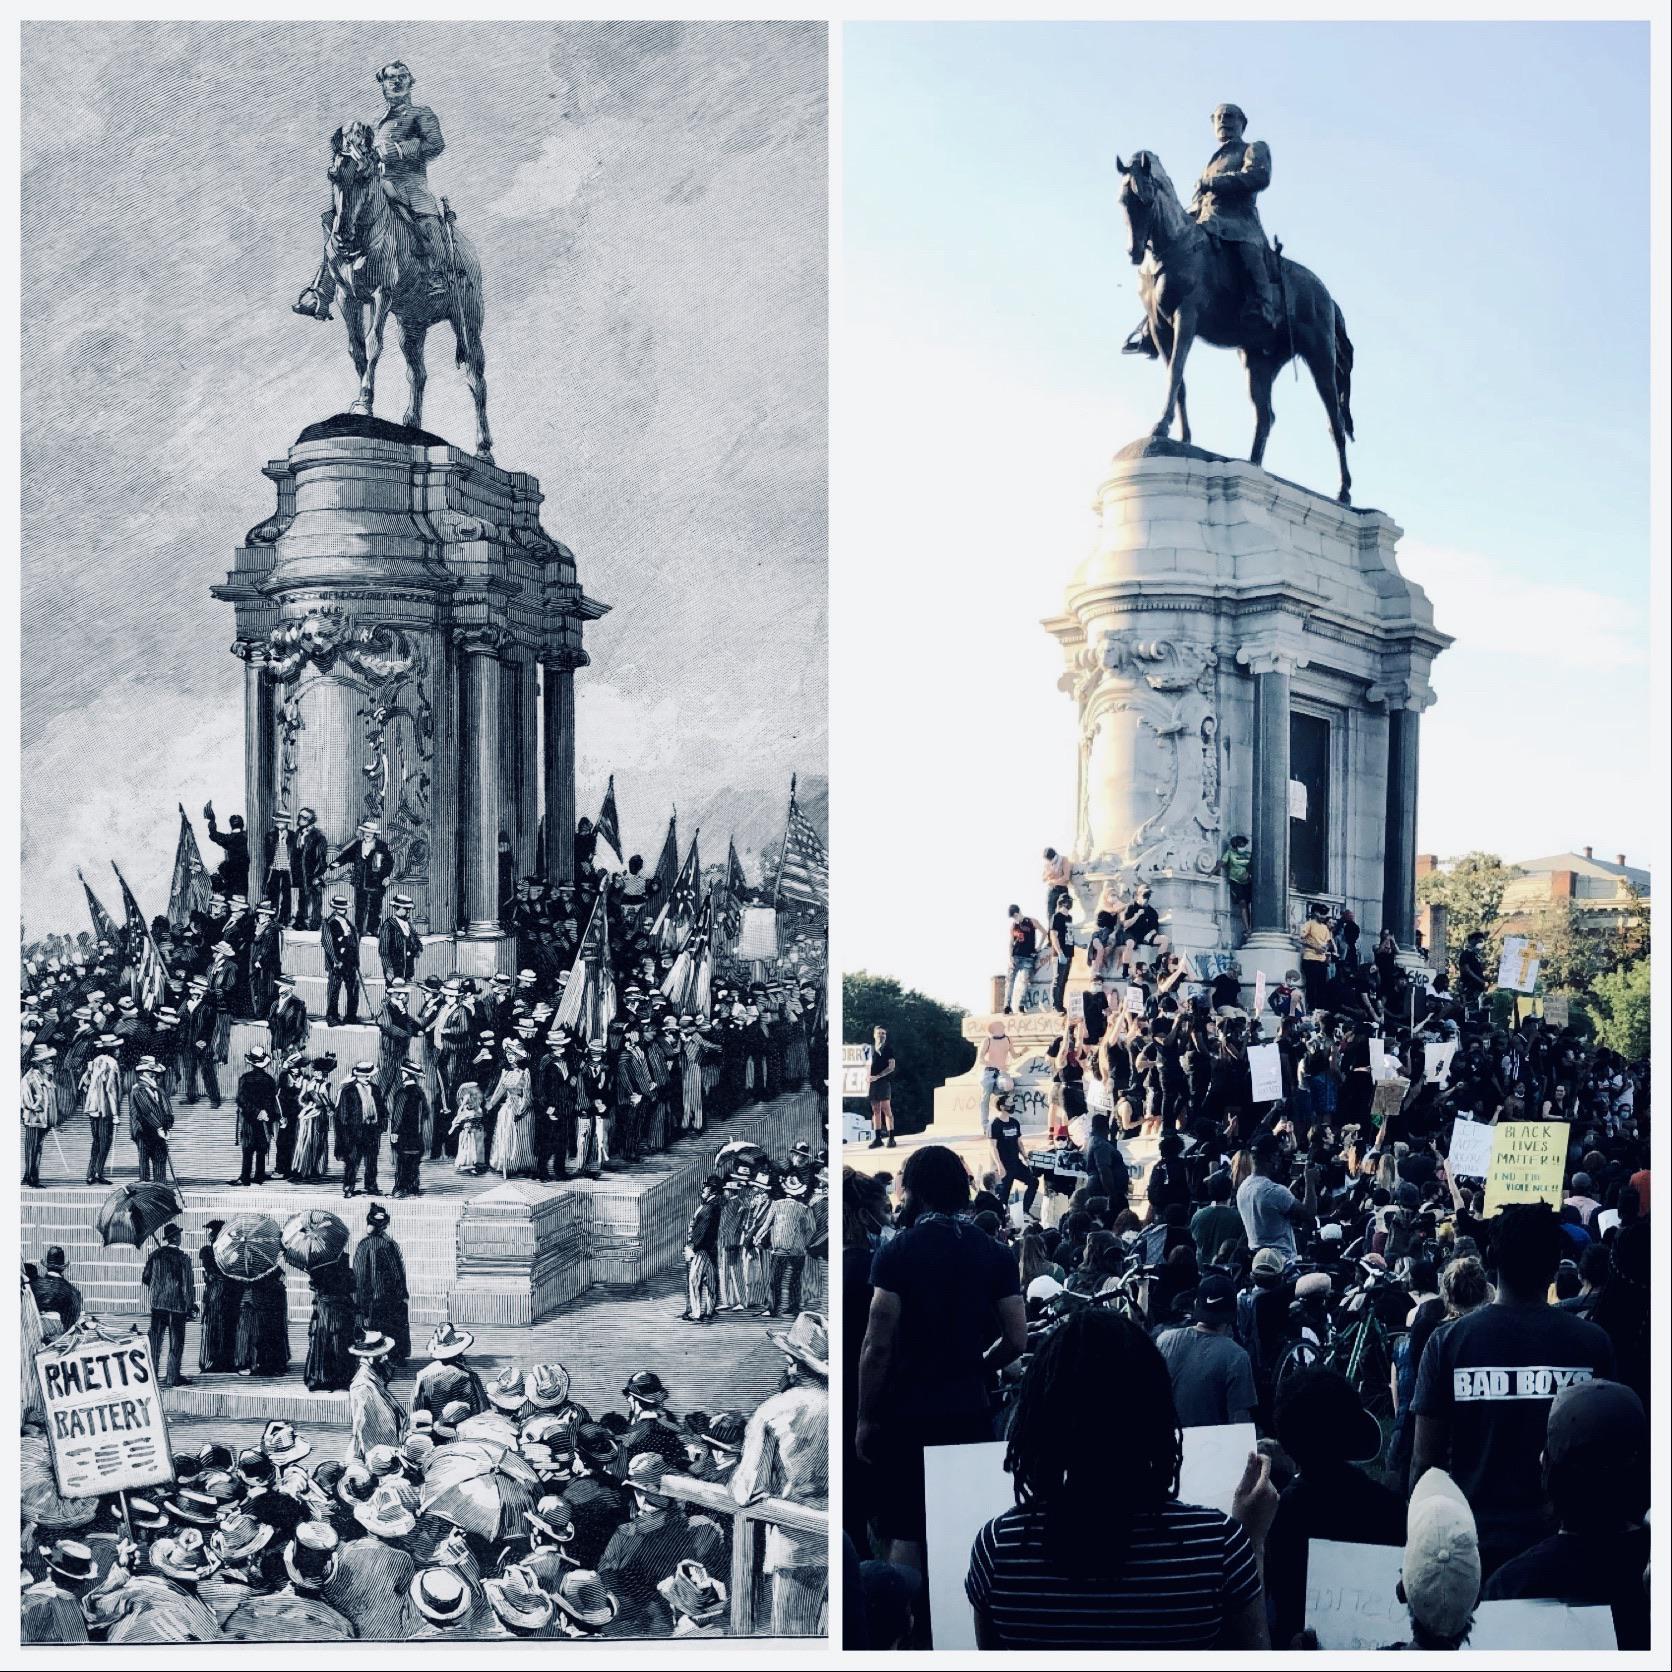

{"left": 295, "top": 60, "right": 452, "bottom": 322}
{"left": 1189, "top": 103, "right": 1280, "bottom": 338}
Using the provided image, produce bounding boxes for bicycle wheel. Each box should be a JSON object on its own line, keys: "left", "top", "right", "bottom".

{"left": 1274, "top": 1338, "right": 1322, "bottom": 1401}
{"left": 1344, "top": 1322, "right": 1394, "bottom": 1422}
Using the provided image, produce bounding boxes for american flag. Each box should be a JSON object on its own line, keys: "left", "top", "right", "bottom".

{"left": 596, "top": 775, "right": 623, "bottom": 865}
{"left": 552, "top": 892, "right": 616, "bottom": 1045}
{"left": 773, "top": 776, "right": 828, "bottom": 911}
{"left": 167, "top": 805, "right": 213, "bottom": 931}
{"left": 110, "top": 862, "right": 166, "bottom": 1013}
{"left": 78, "top": 870, "right": 121, "bottom": 946}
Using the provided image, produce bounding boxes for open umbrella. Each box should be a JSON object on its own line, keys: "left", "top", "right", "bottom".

{"left": 213, "top": 1215, "right": 284, "bottom": 1283}
{"left": 281, "top": 1208, "right": 349, "bottom": 1274}
{"left": 714, "top": 1139, "right": 767, "bottom": 1180}
{"left": 21, "top": 1435, "right": 98, "bottom": 1531}
{"left": 454, "top": 1409, "right": 520, "bottom": 1449}
{"left": 419, "top": 1439, "right": 538, "bottom": 1541}
{"left": 95, "top": 1181, "right": 183, "bottom": 1249}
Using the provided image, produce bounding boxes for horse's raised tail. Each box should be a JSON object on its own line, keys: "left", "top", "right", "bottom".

{"left": 1334, "top": 303, "right": 1355, "bottom": 441}
{"left": 452, "top": 236, "right": 486, "bottom": 368}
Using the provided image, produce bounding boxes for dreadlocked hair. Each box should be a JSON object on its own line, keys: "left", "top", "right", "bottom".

{"left": 1004, "top": 1309, "right": 1181, "bottom": 1573}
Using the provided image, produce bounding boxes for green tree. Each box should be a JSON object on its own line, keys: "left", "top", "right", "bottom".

{"left": 1417, "top": 852, "right": 1518, "bottom": 978}
{"left": 1524, "top": 898, "right": 1606, "bottom": 995}
{"left": 1588, "top": 957, "right": 1651, "bottom": 1060}
{"left": 843, "top": 970, "right": 975, "bottom": 1137}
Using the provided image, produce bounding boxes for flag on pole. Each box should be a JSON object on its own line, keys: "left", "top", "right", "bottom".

{"left": 772, "top": 775, "right": 829, "bottom": 911}
{"left": 650, "top": 832, "right": 702, "bottom": 954}
{"left": 596, "top": 775, "right": 623, "bottom": 865}
{"left": 660, "top": 891, "right": 716, "bottom": 1017}
{"left": 651, "top": 814, "right": 679, "bottom": 905}
{"left": 552, "top": 892, "right": 616, "bottom": 1046}
{"left": 79, "top": 870, "right": 121, "bottom": 947}
{"left": 110, "top": 862, "right": 166, "bottom": 1013}
{"left": 167, "top": 805, "right": 214, "bottom": 932}
{"left": 719, "top": 837, "right": 749, "bottom": 941}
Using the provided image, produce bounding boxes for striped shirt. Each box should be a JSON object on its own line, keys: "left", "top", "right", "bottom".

{"left": 966, "top": 1501, "right": 1261, "bottom": 1649}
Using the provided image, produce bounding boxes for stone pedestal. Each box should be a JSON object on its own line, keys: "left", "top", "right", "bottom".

{"left": 214, "top": 415, "right": 608, "bottom": 963}
{"left": 1044, "top": 438, "right": 1449, "bottom": 988}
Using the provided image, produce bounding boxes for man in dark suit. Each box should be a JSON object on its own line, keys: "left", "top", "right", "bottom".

{"left": 178, "top": 977, "right": 221, "bottom": 1105}
{"left": 128, "top": 1056, "right": 174, "bottom": 1182}
{"left": 142, "top": 1223, "right": 196, "bottom": 1387}
{"left": 203, "top": 802, "right": 250, "bottom": 899}
{"left": 389, "top": 1060, "right": 428, "bottom": 1198}
{"left": 220, "top": 895, "right": 259, "bottom": 1019}
{"left": 336, "top": 1062, "right": 387, "bottom": 1197}
{"left": 261, "top": 812, "right": 298, "bottom": 926}
{"left": 267, "top": 973, "right": 309, "bottom": 1060}
{"left": 323, "top": 895, "right": 362, "bottom": 1026}
{"left": 233, "top": 1045, "right": 280, "bottom": 1186}
{"left": 533, "top": 1024, "right": 577, "bottom": 1182}
{"left": 293, "top": 807, "right": 330, "bottom": 930}
{"left": 377, "top": 891, "right": 422, "bottom": 986}
{"left": 331, "top": 820, "right": 396, "bottom": 937}
{"left": 248, "top": 902, "right": 283, "bottom": 1019}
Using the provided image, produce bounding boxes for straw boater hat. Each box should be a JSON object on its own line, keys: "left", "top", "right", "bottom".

{"left": 524, "top": 1362, "right": 572, "bottom": 1410}
{"left": 770, "top": 1311, "right": 829, "bottom": 1379}
{"left": 426, "top": 1321, "right": 474, "bottom": 1360}
{"left": 211, "top": 1512, "right": 274, "bottom": 1568}
{"left": 351, "top": 1061, "right": 376, "bottom": 1081}
{"left": 126, "top": 1497, "right": 168, "bottom": 1534}
{"left": 485, "top": 1564, "right": 556, "bottom": 1634}
{"left": 164, "top": 1487, "right": 220, "bottom": 1527}
{"left": 410, "top": 1566, "right": 473, "bottom": 1625}
{"left": 392, "top": 892, "right": 414, "bottom": 909}
{"left": 658, "top": 1559, "right": 728, "bottom": 1626}
{"left": 234, "top": 1449, "right": 276, "bottom": 1489}
{"left": 488, "top": 1364, "right": 529, "bottom": 1411}
{"left": 284, "top": 1523, "right": 340, "bottom": 1590}
{"left": 150, "top": 1528, "right": 223, "bottom": 1583}
{"left": 347, "top": 1327, "right": 395, "bottom": 1359}
{"left": 39, "top": 1539, "right": 98, "bottom": 1584}
{"left": 330, "top": 894, "right": 349, "bottom": 911}
{"left": 245, "top": 1045, "right": 270, "bottom": 1067}
{"left": 552, "top": 1569, "right": 619, "bottom": 1630}
{"left": 356, "top": 1483, "right": 418, "bottom": 1539}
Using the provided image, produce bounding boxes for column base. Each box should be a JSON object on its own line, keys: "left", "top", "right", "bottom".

{"left": 453, "top": 929, "right": 516, "bottom": 979}
{"left": 1236, "top": 930, "right": 1301, "bottom": 1008}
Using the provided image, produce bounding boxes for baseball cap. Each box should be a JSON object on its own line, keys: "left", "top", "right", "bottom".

{"left": 1403, "top": 1469, "right": 1480, "bottom": 1639}
{"left": 1191, "top": 1273, "right": 1237, "bottom": 1323}
{"left": 1545, "top": 1378, "right": 1646, "bottom": 1467}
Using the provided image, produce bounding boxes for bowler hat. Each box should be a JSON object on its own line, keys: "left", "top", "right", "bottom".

{"left": 552, "top": 1568, "right": 618, "bottom": 1629}
{"left": 622, "top": 1370, "right": 668, "bottom": 1405}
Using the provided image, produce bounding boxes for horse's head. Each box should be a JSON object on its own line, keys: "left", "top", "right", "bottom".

{"left": 327, "top": 121, "right": 379, "bottom": 248}
{"left": 1115, "top": 151, "right": 1179, "bottom": 264}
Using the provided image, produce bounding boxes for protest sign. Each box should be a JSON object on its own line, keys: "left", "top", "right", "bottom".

{"left": 733, "top": 905, "right": 780, "bottom": 961}
{"left": 1471, "top": 1601, "right": 1615, "bottom": 1650}
{"left": 1447, "top": 1117, "right": 1495, "bottom": 1180}
{"left": 1482, "top": 1120, "right": 1569, "bottom": 1215}
{"left": 1287, "top": 779, "right": 1307, "bottom": 819}
{"left": 1304, "top": 1539, "right": 1405, "bottom": 1650}
{"left": 1369, "top": 1076, "right": 1407, "bottom": 1129}
{"left": 1178, "top": 1422, "right": 1257, "bottom": 1516}
{"left": 1247, "top": 1042, "right": 1283, "bottom": 1103}
{"left": 1367, "top": 1038, "right": 1388, "bottom": 1081}
{"left": 1253, "top": 970, "right": 1267, "bottom": 1015}
{"left": 1123, "top": 983, "right": 1146, "bottom": 1016}
{"left": 1423, "top": 1039, "right": 1458, "bottom": 1086}
{"left": 923, "top": 1440, "right": 1013, "bottom": 1649}
{"left": 35, "top": 1331, "right": 174, "bottom": 1498}
{"left": 1543, "top": 994, "right": 1570, "bottom": 1027}
{"left": 839, "top": 1043, "right": 872, "bottom": 1099}
{"left": 1593, "top": 1207, "right": 1620, "bottom": 1237}
{"left": 1497, "top": 935, "right": 1540, "bottom": 993}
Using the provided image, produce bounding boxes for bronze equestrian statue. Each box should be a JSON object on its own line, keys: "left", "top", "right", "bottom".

{"left": 1118, "top": 104, "right": 1354, "bottom": 503}
{"left": 294, "top": 61, "right": 492, "bottom": 459}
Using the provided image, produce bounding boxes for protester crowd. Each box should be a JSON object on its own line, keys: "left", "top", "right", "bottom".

{"left": 21, "top": 806, "right": 827, "bottom": 1194}
{"left": 22, "top": 1295, "right": 830, "bottom": 1643}
{"left": 844, "top": 852, "right": 1651, "bottom": 1651}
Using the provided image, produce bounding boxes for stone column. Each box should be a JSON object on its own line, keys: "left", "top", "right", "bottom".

{"left": 1251, "top": 662, "right": 1293, "bottom": 934}
{"left": 457, "top": 629, "right": 508, "bottom": 938}
{"left": 541, "top": 654, "right": 581, "bottom": 885}
{"left": 234, "top": 641, "right": 275, "bottom": 844}
{"left": 1382, "top": 704, "right": 1421, "bottom": 946}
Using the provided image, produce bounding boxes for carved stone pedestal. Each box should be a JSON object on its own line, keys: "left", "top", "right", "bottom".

{"left": 214, "top": 415, "right": 607, "bottom": 952}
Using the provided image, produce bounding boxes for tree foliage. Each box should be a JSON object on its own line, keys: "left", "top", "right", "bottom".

{"left": 1417, "top": 852, "right": 1518, "bottom": 977}
{"left": 1588, "top": 958, "right": 1651, "bottom": 1060}
{"left": 842, "top": 970, "right": 975, "bottom": 1136}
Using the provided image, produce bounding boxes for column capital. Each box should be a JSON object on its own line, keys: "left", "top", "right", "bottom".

{"left": 231, "top": 638, "right": 269, "bottom": 665}
{"left": 1235, "top": 643, "right": 1306, "bottom": 679}
{"left": 1367, "top": 678, "right": 1437, "bottom": 714}
{"left": 540, "top": 647, "right": 590, "bottom": 672}
{"left": 453, "top": 624, "right": 513, "bottom": 657}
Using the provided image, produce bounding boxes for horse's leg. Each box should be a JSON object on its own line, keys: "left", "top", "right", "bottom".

{"left": 1246, "top": 354, "right": 1278, "bottom": 465}
{"left": 454, "top": 309, "right": 493, "bottom": 460}
{"left": 1153, "top": 309, "right": 1195, "bottom": 440}
{"left": 1302, "top": 338, "right": 1353, "bottom": 503}
{"left": 352, "top": 290, "right": 394, "bottom": 417}
{"left": 399, "top": 314, "right": 428, "bottom": 430}
{"left": 1175, "top": 380, "right": 1191, "bottom": 446}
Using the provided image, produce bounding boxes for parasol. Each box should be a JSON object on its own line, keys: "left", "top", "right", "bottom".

{"left": 453, "top": 1409, "right": 521, "bottom": 1449}
{"left": 281, "top": 1208, "right": 350, "bottom": 1274}
{"left": 213, "top": 1214, "right": 284, "bottom": 1282}
{"left": 418, "top": 1439, "right": 539, "bottom": 1541}
{"left": 95, "top": 1181, "right": 184, "bottom": 1249}
{"left": 714, "top": 1139, "right": 768, "bottom": 1180}
{"left": 21, "top": 1435, "right": 98, "bottom": 1530}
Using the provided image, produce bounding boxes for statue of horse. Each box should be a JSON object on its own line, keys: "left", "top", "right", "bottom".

{"left": 1116, "top": 150, "right": 1354, "bottom": 503}
{"left": 324, "top": 121, "right": 492, "bottom": 458}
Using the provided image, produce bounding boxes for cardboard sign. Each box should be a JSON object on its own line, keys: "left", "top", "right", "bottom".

{"left": 1247, "top": 1042, "right": 1283, "bottom": 1102}
{"left": 1471, "top": 1600, "right": 1616, "bottom": 1650}
{"left": 1448, "top": 1117, "right": 1495, "bottom": 1179}
{"left": 1123, "top": 983, "right": 1146, "bottom": 1016}
{"left": 923, "top": 1440, "right": 1014, "bottom": 1649}
{"left": 1482, "top": 1120, "right": 1569, "bottom": 1215}
{"left": 1543, "top": 994, "right": 1570, "bottom": 1027}
{"left": 35, "top": 1333, "right": 175, "bottom": 1498}
{"left": 1497, "top": 935, "right": 1540, "bottom": 993}
{"left": 840, "top": 1043, "right": 873, "bottom": 1099}
{"left": 1593, "top": 1207, "right": 1620, "bottom": 1237}
{"left": 1253, "top": 970, "right": 1267, "bottom": 1015}
{"left": 1305, "top": 1539, "right": 1406, "bottom": 1650}
{"left": 1423, "top": 1040, "right": 1458, "bottom": 1085}
{"left": 1368, "top": 1037, "right": 1387, "bottom": 1081}
{"left": 1369, "top": 1075, "right": 1408, "bottom": 1128}
{"left": 1178, "top": 1422, "right": 1256, "bottom": 1516}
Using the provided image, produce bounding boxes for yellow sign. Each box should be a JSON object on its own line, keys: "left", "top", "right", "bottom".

{"left": 1482, "top": 1120, "right": 1569, "bottom": 1215}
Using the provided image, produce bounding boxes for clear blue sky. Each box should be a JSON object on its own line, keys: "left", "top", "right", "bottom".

{"left": 837, "top": 21, "right": 1652, "bottom": 1009}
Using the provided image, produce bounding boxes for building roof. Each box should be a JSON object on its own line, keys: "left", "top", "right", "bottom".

{"left": 1508, "top": 852, "right": 1650, "bottom": 900}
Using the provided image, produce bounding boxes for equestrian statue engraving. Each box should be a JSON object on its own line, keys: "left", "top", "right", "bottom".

{"left": 294, "top": 61, "right": 493, "bottom": 459}
{"left": 1119, "top": 104, "right": 1354, "bottom": 503}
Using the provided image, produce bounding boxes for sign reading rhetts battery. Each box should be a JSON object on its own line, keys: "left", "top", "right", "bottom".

{"left": 35, "top": 1333, "right": 175, "bottom": 1498}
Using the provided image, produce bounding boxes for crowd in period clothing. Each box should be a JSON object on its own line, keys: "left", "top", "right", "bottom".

{"left": 21, "top": 1298, "right": 831, "bottom": 1644}
{"left": 23, "top": 808, "right": 827, "bottom": 1197}
{"left": 843, "top": 846, "right": 1651, "bottom": 1651}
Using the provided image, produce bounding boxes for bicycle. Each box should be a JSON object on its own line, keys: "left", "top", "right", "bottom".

{"left": 1273, "top": 1258, "right": 1405, "bottom": 1423}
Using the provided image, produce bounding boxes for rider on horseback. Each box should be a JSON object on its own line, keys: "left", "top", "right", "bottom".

{"left": 294, "top": 60, "right": 452, "bottom": 322}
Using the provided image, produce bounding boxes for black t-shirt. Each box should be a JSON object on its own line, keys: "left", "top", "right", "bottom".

{"left": 1050, "top": 910, "right": 1073, "bottom": 955}
{"left": 990, "top": 1114, "right": 1024, "bottom": 1167}
{"left": 1209, "top": 972, "right": 1242, "bottom": 1010}
{"left": 870, "top": 1215, "right": 1020, "bottom": 1430}
{"left": 869, "top": 1045, "right": 895, "bottom": 1103}
{"left": 1011, "top": 917, "right": 1038, "bottom": 959}
{"left": 1411, "top": 1302, "right": 1615, "bottom": 1555}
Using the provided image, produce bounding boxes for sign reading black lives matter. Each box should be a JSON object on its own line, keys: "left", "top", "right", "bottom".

{"left": 36, "top": 1333, "right": 175, "bottom": 1498}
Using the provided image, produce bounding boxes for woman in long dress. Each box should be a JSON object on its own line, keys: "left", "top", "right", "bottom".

{"left": 303, "top": 1255, "right": 357, "bottom": 1392}
{"left": 197, "top": 1228, "right": 235, "bottom": 1373}
{"left": 451, "top": 1081, "right": 487, "bottom": 1175}
{"left": 234, "top": 1264, "right": 290, "bottom": 1378}
{"left": 486, "top": 1043, "right": 535, "bottom": 1177}
{"left": 290, "top": 1069, "right": 330, "bottom": 1182}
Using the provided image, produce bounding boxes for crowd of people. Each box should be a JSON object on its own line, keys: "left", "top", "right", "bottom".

{"left": 843, "top": 853, "right": 1651, "bottom": 1651}
{"left": 22, "top": 1295, "right": 830, "bottom": 1642}
{"left": 21, "top": 805, "right": 827, "bottom": 1193}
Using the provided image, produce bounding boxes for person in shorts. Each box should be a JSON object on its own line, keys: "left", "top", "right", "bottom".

{"left": 867, "top": 1025, "right": 896, "bottom": 1149}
